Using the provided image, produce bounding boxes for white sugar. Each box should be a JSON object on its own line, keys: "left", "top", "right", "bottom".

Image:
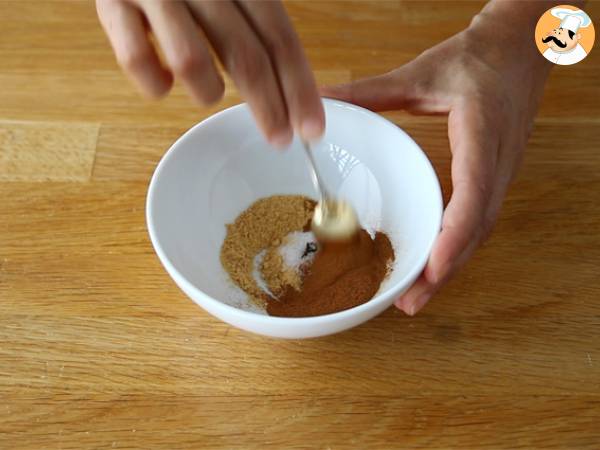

{"left": 219, "top": 270, "right": 266, "bottom": 314}
{"left": 279, "top": 231, "right": 318, "bottom": 270}
{"left": 252, "top": 249, "right": 275, "bottom": 299}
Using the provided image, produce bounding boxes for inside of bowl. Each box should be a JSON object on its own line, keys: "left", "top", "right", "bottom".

{"left": 149, "top": 101, "right": 441, "bottom": 313}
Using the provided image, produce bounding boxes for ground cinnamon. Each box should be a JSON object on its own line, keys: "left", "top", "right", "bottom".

{"left": 266, "top": 229, "right": 394, "bottom": 317}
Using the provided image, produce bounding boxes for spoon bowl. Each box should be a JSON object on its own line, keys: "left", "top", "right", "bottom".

{"left": 311, "top": 198, "right": 359, "bottom": 242}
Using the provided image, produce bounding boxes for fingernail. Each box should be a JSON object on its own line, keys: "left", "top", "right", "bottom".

{"left": 408, "top": 293, "right": 431, "bottom": 316}
{"left": 270, "top": 128, "right": 293, "bottom": 149}
{"left": 301, "top": 118, "right": 324, "bottom": 141}
{"left": 425, "top": 264, "right": 445, "bottom": 285}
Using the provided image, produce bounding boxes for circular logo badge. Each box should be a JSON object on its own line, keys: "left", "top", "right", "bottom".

{"left": 535, "top": 4, "right": 595, "bottom": 65}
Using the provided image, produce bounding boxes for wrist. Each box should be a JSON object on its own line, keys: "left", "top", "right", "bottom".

{"left": 476, "top": 0, "right": 584, "bottom": 31}
{"left": 465, "top": 3, "right": 554, "bottom": 80}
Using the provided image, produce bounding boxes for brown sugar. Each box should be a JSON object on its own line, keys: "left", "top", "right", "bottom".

{"left": 220, "top": 195, "right": 315, "bottom": 306}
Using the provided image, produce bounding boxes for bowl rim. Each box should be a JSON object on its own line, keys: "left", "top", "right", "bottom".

{"left": 146, "top": 98, "right": 443, "bottom": 324}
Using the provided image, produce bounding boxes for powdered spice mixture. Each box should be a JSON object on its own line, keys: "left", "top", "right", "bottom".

{"left": 220, "top": 195, "right": 394, "bottom": 317}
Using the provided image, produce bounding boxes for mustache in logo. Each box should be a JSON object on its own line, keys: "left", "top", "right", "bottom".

{"left": 542, "top": 35, "right": 567, "bottom": 48}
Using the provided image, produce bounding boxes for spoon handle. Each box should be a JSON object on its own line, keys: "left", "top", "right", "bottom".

{"left": 302, "top": 140, "right": 329, "bottom": 202}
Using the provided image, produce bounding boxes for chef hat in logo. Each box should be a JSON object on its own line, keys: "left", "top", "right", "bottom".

{"left": 551, "top": 7, "right": 592, "bottom": 33}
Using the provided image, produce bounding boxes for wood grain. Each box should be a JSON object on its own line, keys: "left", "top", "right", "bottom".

{"left": 0, "top": 121, "right": 99, "bottom": 181}
{"left": 1, "top": 1, "right": 599, "bottom": 449}
{"left": 3, "top": 396, "right": 599, "bottom": 450}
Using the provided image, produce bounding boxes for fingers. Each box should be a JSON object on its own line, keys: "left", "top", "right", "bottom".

{"left": 394, "top": 274, "right": 433, "bottom": 316}
{"left": 187, "top": 1, "right": 292, "bottom": 147}
{"left": 235, "top": 1, "right": 325, "bottom": 141}
{"left": 141, "top": 0, "right": 224, "bottom": 106}
{"left": 320, "top": 62, "right": 446, "bottom": 114}
{"left": 321, "top": 70, "right": 411, "bottom": 112}
{"left": 396, "top": 103, "right": 500, "bottom": 315}
{"left": 96, "top": 0, "right": 172, "bottom": 98}
{"left": 99, "top": 0, "right": 318, "bottom": 146}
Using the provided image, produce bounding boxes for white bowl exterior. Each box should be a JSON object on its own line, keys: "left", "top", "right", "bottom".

{"left": 147, "top": 99, "right": 442, "bottom": 338}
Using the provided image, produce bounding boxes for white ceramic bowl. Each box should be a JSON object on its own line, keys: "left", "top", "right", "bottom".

{"left": 147, "top": 99, "right": 442, "bottom": 339}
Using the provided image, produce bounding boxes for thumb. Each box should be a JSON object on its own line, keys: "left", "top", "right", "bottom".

{"left": 320, "top": 63, "right": 443, "bottom": 114}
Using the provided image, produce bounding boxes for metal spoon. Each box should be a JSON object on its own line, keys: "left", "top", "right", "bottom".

{"left": 301, "top": 140, "right": 359, "bottom": 241}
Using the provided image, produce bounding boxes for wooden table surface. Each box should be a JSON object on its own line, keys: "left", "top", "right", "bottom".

{"left": 1, "top": 1, "right": 600, "bottom": 448}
